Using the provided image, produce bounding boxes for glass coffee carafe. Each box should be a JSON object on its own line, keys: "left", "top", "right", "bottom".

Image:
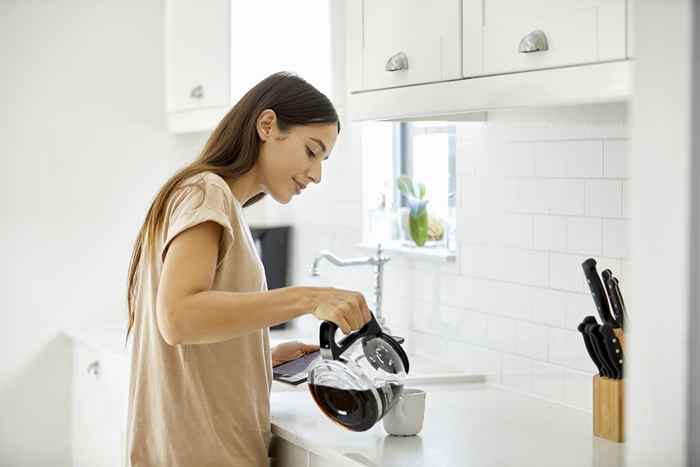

{"left": 307, "top": 313, "right": 410, "bottom": 432}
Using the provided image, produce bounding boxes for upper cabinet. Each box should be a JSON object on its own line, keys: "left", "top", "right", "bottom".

{"left": 356, "top": 0, "right": 462, "bottom": 92}
{"left": 165, "top": 0, "right": 230, "bottom": 114}
{"left": 463, "top": 0, "right": 627, "bottom": 77}
{"left": 347, "top": 0, "right": 632, "bottom": 122}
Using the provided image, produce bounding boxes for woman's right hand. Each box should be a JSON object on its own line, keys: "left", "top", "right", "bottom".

{"left": 309, "top": 287, "right": 372, "bottom": 335}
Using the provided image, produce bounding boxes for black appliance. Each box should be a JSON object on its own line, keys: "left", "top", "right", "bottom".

{"left": 250, "top": 226, "right": 292, "bottom": 330}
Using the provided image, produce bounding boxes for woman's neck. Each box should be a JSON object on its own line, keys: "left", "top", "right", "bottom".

{"left": 225, "top": 169, "right": 262, "bottom": 206}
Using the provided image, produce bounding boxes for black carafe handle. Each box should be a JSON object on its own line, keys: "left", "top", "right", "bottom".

{"left": 319, "top": 312, "right": 383, "bottom": 360}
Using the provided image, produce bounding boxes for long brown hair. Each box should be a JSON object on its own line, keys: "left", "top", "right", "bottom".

{"left": 125, "top": 72, "right": 340, "bottom": 344}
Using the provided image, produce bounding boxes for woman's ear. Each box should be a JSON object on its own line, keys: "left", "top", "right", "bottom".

{"left": 256, "top": 109, "right": 277, "bottom": 141}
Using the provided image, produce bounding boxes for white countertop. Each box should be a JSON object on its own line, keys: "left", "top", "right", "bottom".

{"left": 271, "top": 381, "right": 624, "bottom": 467}
{"left": 62, "top": 322, "right": 479, "bottom": 391}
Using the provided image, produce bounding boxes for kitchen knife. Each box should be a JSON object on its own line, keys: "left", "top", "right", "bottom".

{"left": 611, "top": 276, "right": 628, "bottom": 327}
{"left": 581, "top": 258, "right": 615, "bottom": 325}
{"left": 585, "top": 322, "right": 618, "bottom": 379}
{"left": 577, "top": 316, "right": 605, "bottom": 376}
{"left": 599, "top": 323, "right": 624, "bottom": 379}
{"left": 602, "top": 270, "right": 624, "bottom": 329}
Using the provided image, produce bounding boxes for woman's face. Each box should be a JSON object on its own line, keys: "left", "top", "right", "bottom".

{"left": 255, "top": 110, "right": 338, "bottom": 204}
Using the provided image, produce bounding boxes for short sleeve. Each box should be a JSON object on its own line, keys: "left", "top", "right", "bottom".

{"left": 160, "top": 175, "right": 236, "bottom": 269}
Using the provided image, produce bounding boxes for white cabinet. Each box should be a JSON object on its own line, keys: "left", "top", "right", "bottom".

{"left": 165, "top": 0, "right": 333, "bottom": 133}
{"left": 269, "top": 436, "right": 309, "bottom": 467}
{"left": 72, "top": 342, "right": 129, "bottom": 467}
{"left": 347, "top": 0, "right": 631, "bottom": 121}
{"left": 463, "top": 0, "right": 627, "bottom": 77}
{"left": 165, "top": 0, "right": 230, "bottom": 113}
{"left": 353, "top": 0, "right": 462, "bottom": 92}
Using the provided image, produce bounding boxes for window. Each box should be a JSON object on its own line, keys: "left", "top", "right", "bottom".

{"left": 362, "top": 121, "right": 457, "bottom": 252}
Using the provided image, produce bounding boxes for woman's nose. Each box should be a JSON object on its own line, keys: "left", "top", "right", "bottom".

{"left": 307, "top": 161, "right": 322, "bottom": 184}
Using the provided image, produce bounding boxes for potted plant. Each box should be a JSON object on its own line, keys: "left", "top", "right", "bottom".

{"left": 396, "top": 175, "right": 429, "bottom": 247}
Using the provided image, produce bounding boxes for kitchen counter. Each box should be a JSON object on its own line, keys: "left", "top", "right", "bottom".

{"left": 62, "top": 322, "right": 481, "bottom": 391}
{"left": 271, "top": 380, "right": 624, "bottom": 467}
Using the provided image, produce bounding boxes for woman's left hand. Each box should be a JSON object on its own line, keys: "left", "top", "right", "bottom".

{"left": 271, "top": 340, "right": 320, "bottom": 367}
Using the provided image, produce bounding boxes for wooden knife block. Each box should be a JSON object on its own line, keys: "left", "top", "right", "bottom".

{"left": 593, "top": 328, "right": 626, "bottom": 443}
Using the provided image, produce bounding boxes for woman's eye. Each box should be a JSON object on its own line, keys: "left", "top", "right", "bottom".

{"left": 306, "top": 147, "right": 316, "bottom": 158}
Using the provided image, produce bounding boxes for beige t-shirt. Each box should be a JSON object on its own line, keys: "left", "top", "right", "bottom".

{"left": 126, "top": 171, "right": 273, "bottom": 467}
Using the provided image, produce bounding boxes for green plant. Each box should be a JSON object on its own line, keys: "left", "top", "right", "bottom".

{"left": 396, "top": 175, "right": 429, "bottom": 246}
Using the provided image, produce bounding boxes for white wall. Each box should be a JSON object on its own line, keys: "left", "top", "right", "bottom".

{"left": 1, "top": 0, "right": 208, "bottom": 464}
{"left": 627, "top": 1, "right": 694, "bottom": 465}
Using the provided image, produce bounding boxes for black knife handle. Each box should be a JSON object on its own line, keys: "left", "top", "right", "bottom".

{"left": 611, "top": 277, "right": 627, "bottom": 328}
{"left": 582, "top": 258, "right": 615, "bottom": 325}
{"left": 603, "top": 271, "right": 624, "bottom": 329}
{"left": 577, "top": 317, "right": 604, "bottom": 376}
{"left": 600, "top": 324, "right": 624, "bottom": 379}
{"left": 585, "top": 322, "right": 618, "bottom": 379}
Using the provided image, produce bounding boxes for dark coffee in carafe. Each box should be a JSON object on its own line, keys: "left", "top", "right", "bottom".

{"left": 308, "top": 383, "right": 403, "bottom": 432}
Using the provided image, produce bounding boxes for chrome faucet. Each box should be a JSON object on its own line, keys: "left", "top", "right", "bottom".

{"left": 311, "top": 243, "right": 392, "bottom": 332}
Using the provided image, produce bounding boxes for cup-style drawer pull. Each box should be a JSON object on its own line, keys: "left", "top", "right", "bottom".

{"left": 518, "top": 30, "right": 549, "bottom": 53}
{"left": 189, "top": 84, "right": 204, "bottom": 99}
{"left": 385, "top": 52, "right": 409, "bottom": 72}
{"left": 86, "top": 361, "right": 100, "bottom": 377}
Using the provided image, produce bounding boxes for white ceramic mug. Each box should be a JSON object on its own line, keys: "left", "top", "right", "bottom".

{"left": 382, "top": 388, "right": 426, "bottom": 436}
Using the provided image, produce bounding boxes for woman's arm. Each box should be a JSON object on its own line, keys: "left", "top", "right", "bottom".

{"left": 156, "top": 221, "right": 369, "bottom": 345}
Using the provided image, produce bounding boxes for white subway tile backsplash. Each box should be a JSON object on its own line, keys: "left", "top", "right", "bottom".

{"left": 440, "top": 274, "right": 474, "bottom": 309}
{"left": 494, "top": 214, "right": 533, "bottom": 248}
{"left": 532, "top": 362, "right": 566, "bottom": 403}
{"left": 603, "top": 219, "right": 628, "bottom": 258}
{"left": 451, "top": 308, "right": 488, "bottom": 344}
{"left": 318, "top": 104, "right": 630, "bottom": 408}
{"left": 445, "top": 340, "right": 502, "bottom": 380}
{"left": 549, "top": 253, "right": 586, "bottom": 292}
{"left": 548, "top": 327, "right": 597, "bottom": 373}
{"left": 547, "top": 180, "right": 585, "bottom": 215}
{"left": 501, "top": 354, "right": 533, "bottom": 393}
{"left": 566, "top": 217, "right": 602, "bottom": 256}
{"left": 499, "top": 143, "right": 536, "bottom": 177}
{"left": 622, "top": 180, "right": 632, "bottom": 219}
{"left": 585, "top": 180, "right": 622, "bottom": 217}
{"left": 564, "top": 293, "right": 595, "bottom": 330}
{"left": 412, "top": 269, "right": 437, "bottom": 302}
{"left": 515, "top": 322, "right": 548, "bottom": 360}
{"left": 533, "top": 215, "right": 567, "bottom": 252}
{"left": 486, "top": 315, "right": 517, "bottom": 353}
{"left": 603, "top": 139, "right": 628, "bottom": 178}
{"left": 564, "top": 369, "right": 594, "bottom": 412}
{"left": 529, "top": 288, "right": 567, "bottom": 327}
{"left": 535, "top": 141, "right": 603, "bottom": 178}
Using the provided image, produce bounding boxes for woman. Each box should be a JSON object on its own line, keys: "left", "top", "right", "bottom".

{"left": 125, "top": 72, "right": 372, "bottom": 466}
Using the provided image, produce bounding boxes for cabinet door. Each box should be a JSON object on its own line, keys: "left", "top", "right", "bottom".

{"left": 165, "top": 0, "right": 230, "bottom": 112}
{"left": 361, "top": 0, "right": 461, "bottom": 91}
{"left": 269, "top": 435, "right": 309, "bottom": 467}
{"left": 467, "top": 0, "right": 626, "bottom": 77}
{"left": 72, "top": 343, "right": 129, "bottom": 467}
{"left": 229, "top": 0, "right": 333, "bottom": 105}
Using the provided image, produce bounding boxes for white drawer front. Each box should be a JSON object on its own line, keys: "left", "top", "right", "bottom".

{"left": 481, "top": 0, "right": 626, "bottom": 75}
{"left": 362, "top": 0, "right": 461, "bottom": 91}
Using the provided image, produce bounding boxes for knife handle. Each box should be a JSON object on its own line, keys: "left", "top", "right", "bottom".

{"left": 612, "top": 327, "right": 625, "bottom": 353}
{"left": 603, "top": 273, "right": 623, "bottom": 328}
{"left": 582, "top": 258, "right": 615, "bottom": 325}
{"left": 578, "top": 318, "right": 604, "bottom": 376}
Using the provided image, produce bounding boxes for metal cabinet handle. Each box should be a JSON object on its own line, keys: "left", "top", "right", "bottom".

{"left": 385, "top": 52, "right": 409, "bottom": 72}
{"left": 86, "top": 361, "right": 100, "bottom": 377}
{"left": 189, "top": 84, "right": 204, "bottom": 99}
{"left": 518, "top": 30, "right": 549, "bottom": 53}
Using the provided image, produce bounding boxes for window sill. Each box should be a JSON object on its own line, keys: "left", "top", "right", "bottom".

{"left": 357, "top": 240, "right": 457, "bottom": 262}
